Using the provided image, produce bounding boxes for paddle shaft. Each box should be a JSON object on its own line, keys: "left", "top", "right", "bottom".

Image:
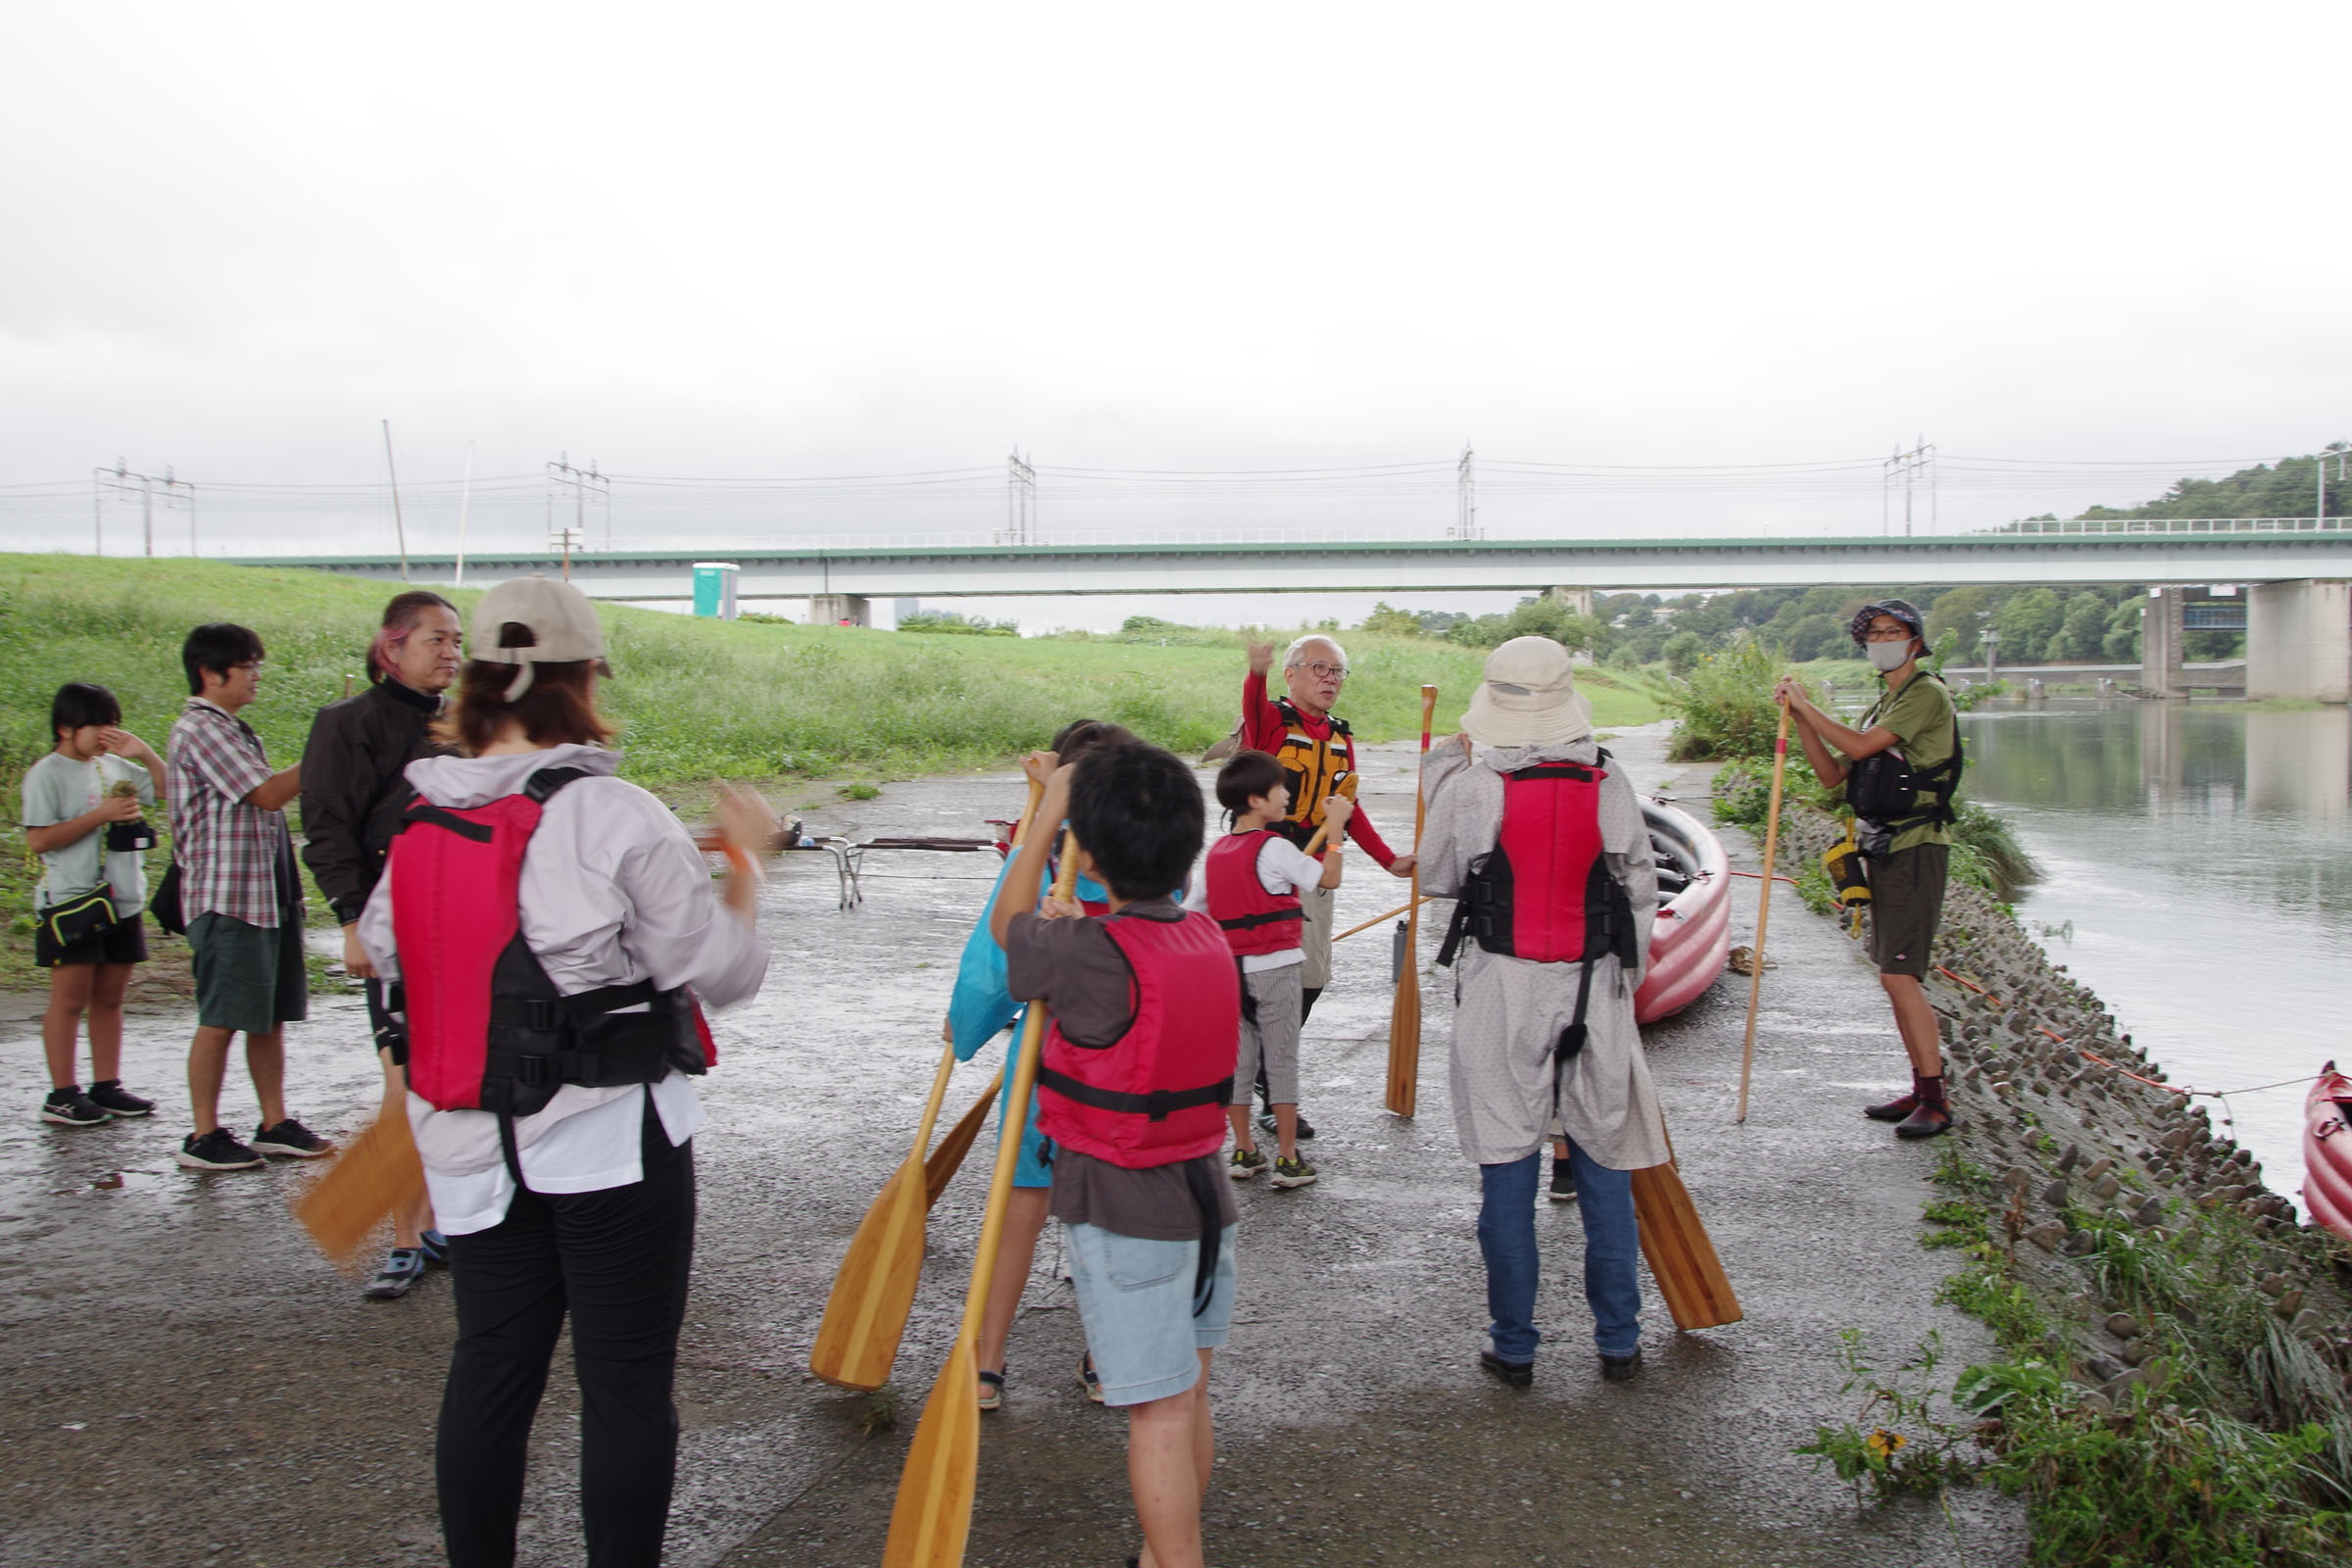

{"left": 1335, "top": 894, "right": 1434, "bottom": 943}
{"left": 1386, "top": 685, "right": 1438, "bottom": 1118}
{"left": 1735, "top": 704, "right": 1792, "bottom": 1124}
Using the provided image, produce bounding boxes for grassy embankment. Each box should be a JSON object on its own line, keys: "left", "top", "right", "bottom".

{"left": 0, "top": 555, "right": 1664, "bottom": 995}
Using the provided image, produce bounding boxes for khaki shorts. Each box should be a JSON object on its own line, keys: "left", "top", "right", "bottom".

{"left": 1299, "top": 883, "right": 1335, "bottom": 991}
{"left": 1868, "top": 844, "right": 1948, "bottom": 978}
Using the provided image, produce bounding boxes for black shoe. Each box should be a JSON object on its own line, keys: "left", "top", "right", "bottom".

{"left": 1255, "top": 1110, "right": 1316, "bottom": 1141}
{"left": 251, "top": 1118, "right": 333, "bottom": 1158}
{"left": 1479, "top": 1349, "right": 1534, "bottom": 1389}
{"left": 1864, "top": 1093, "right": 1920, "bottom": 1122}
{"left": 40, "top": 1088, "right": 113, "bottom": 1128}
{"left": 85, "top": 1080, "right": 155, "bottom": 1117}
{"left": 1893, "top": 1102, "right": 1953, "bottom": 1140}
{"left": 1547, "top": 1158, "right": 1577, "bottom": 1202}
{"left": 177, "top": 1128, "right": 265, "bottom": 1171}
{"left": 1600, "top": 1348, "right": 1642, "bottom": 1383}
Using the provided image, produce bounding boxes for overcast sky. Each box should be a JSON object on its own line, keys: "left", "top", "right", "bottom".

{"left": 4, "top": 2, "right": 2347, "bottom": 627}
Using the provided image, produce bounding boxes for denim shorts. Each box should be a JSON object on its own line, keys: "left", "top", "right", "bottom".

{"left": 1063, "top": 1220, "right": 1238, "bottom": 1407}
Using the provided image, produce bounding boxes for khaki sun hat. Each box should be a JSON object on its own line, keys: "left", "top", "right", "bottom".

{"left": 1459, "top": 636, "right": 1594, "bottom": 749}
{"left": 468, "top": 575, "right": 609, "bottom": 701}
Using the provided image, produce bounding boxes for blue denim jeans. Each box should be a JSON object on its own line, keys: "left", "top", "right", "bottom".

{"left": 1476, "top": 1141, "right": 1641, "bottom": 1362}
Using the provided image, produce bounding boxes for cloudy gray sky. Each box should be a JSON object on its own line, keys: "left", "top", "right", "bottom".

{"left": 3, "top": 2, "right": 2346, "bottom": 626}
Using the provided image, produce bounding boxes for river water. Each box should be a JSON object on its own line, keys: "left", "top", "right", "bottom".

{"left": 1956, "top": 699, "right": 2352, "bottom": 1216}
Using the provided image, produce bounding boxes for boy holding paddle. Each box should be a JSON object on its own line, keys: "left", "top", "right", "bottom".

{"left": 992, "top": 740, "right": 1239, "bottom": 1568}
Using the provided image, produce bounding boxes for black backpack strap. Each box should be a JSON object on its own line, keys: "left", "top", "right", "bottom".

{"left": 400, "top": 803, "right": 496, "bottom": 842}
{"left": 524, "top": 765, "right": 594, "bottom": 804}
{"left": 1181, "top": 1155, "right": 1226, "bottom": 1318}
{"left": 1435, "top": 897, "right": 1472, "bottom": 968}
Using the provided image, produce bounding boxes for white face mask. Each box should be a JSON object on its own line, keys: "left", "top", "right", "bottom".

{"left": 1866, "top": 639, "right": 1915, "bottom": 673}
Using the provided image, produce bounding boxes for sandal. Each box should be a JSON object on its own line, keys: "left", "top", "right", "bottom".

{"left": 977, "top": 1368, "right": 1004, "bottom": 1412}
{"left": 1078, "top": 1353, "right": 1103, "bottom": 1404}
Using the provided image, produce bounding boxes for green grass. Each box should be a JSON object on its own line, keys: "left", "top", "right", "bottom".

{"left": 0, "top": 554, "right": 1665, "bottom": 991}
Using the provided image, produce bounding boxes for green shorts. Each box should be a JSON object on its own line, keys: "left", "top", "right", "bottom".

{"left": 188, "top": 911, "right": 310, "bottom": 1035}
{"left": 1868, "top": 844, "right": 1948, "bottom": 978}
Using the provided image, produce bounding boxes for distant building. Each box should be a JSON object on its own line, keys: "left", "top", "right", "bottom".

{"left": 893, "top": 598, "right": 920, "bottom": 623}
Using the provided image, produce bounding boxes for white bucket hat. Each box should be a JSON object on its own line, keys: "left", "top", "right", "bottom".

{"left": 1459, "top": 636, "right": 1594, "bottom": 749}
{"left": 468, "top": 576, "right": 609, "bottom": 701}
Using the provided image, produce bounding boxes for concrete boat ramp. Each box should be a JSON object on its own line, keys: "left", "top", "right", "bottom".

{"left": 0, "top": 725, "right": 2025, "bottom": 1566}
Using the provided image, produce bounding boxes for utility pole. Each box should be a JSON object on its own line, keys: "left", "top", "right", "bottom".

{"left": 1883, "top": 436, "right": 1936, "bottom": 536}
{"left": 92, "top": 460, "right": 194, "bottom": 557}
{"left": 1453, "top": 443, "right": 1480, "bottom": 540}
{"left": 1003, "top": 449, "right": 1037, "bottom": 545}
{"left": 548, "top": 453, "right": 612, "bottom": 553}
{"left": 2319, "top": 442, "right": 2347, "bottom": 525}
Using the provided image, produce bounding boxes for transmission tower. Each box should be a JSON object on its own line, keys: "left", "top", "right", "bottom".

{"left": 1003, "top": 450, "right": 1038, "bottom": 545}
{"left": 92, "top": 460, "right": 195, "bottom": 557}
{"left": 1882, "top": 436, "right": 1936, "bottom": 536}
{"left": 548, "top": 453, "right": 612, "bottom": 554}
{"left": 1453, "top": 442, "right": 1480, "bottom": 540}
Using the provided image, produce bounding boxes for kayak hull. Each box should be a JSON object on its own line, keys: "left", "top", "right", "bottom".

{"left": 2303, "top": 1063, "right": 2352, "bottom": 1241}
{"left": 1637, "top": 801, "right": 1733, "bottom": 1025}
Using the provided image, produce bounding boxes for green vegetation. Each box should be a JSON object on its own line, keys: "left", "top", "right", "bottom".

{"left": 2003, "top": 442, "right": 2350, "bottom": 526}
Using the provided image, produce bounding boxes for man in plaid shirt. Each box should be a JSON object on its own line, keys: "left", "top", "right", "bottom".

{"left": 168, "top": 623, "right": 332, "bottom": 1172}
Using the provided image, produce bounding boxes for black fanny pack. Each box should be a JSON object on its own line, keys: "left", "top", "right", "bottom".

{"left": 39, "top": 885, "right": 118, "bottom": 948}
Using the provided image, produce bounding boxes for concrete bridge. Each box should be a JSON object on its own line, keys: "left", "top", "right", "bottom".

{"left": 224, "top": 525, "right": 2352, "bottom": 703}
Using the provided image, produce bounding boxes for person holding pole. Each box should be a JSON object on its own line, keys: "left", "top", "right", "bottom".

{"left": 1775, "top": 599, "right": 1960, "bottom": 1140}
{"left": 1420, "top": 638, "right": 1663, "bottom": 1387}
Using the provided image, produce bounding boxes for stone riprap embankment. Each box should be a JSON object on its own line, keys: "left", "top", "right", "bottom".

{"left": 1757, "top": 789, "right": 2352, "bottom": 1413}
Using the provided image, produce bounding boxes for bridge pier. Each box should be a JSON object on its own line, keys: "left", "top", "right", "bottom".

{"left": 2245, "top": 579, "right": 2351, "bottom": 703}
{"left": 1545, "top": 586, "right": 1594, "bottom": 616}
{"left": 809, "top": 593, "right": 870, "bottom": 628}
{"left": 2139, "top": 588, "right": 2188, "bottom": 697}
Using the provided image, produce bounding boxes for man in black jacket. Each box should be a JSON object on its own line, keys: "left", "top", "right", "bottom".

{"left": 300, "top": 590, "right": 463, "bottom": 1298}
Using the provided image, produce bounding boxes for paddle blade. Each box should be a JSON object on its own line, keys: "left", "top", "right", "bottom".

{"left": 1631, "top": 1160, "right": 1742, "bottom": 1330}
{"left": 924, "top": 1077, "right": 1001, "bottom": 1209}
{"left": 1385, "top": 943, "right": 1421, "bottom": 1118}
{"left": 293, "top": 1111, "right": 424, "bottom": 1271}
{"left": 882, "top": 1338, "right": 982, "bottom": 1568}
{"left": 809, "top": 1158, "right": 929, "bottom": 1391}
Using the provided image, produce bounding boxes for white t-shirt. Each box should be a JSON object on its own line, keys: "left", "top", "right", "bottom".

{"left": 1183, "top": 832, "right": 1324, "bottom": 972}
{"left": 22, "top": 752, "right": 157, "bottom": 916}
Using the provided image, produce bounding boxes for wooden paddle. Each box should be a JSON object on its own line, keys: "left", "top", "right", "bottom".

{"left": 883, "top": 833, "right": 1079, "bottom": 1568}
{"left": 1335, "top": 894, "right": 1434, "bottom": 943}
{"left": 1385, "top": 685, "right": 1438, "bottom": 1116}
{"left": 923, "top": 1070, "right": 1004, "bottom": 1207}
{"left": 809, "top": 780, "right": 1048, "bottom": 1391}
{"left": 293, "top": 1109, "right": 426, "bottom": 1272}
{"left": 1630, "top": 1118, "right": 1742, "bottom": 1330}
{"left": 1736, "top": 702, "right": 1792, "bottom": 1124}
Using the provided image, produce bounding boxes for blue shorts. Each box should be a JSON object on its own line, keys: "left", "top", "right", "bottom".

{"left": 1064, "top": 1220, "right": 1238, "bottom": 1406}
{"left": 997, "top": 1070, "right": 1054, "bottom": 1189}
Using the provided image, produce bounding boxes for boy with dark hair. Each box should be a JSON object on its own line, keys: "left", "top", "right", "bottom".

{"left": 990, "top": 741, "right": 1239, "bottom": 1568}
{"left": 169, "top": 622, "right": 323, "bottom": 1171}
{"left": 24, "top": 681, "right": 166, "bottom": 1125}
{"left": 1184, "top": 749, "right": 1346, "bottom": 1187}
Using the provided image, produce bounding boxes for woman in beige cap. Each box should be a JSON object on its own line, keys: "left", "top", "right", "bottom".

{"left": 1418, "top": 636, "right": 1667, "bottom": 1388}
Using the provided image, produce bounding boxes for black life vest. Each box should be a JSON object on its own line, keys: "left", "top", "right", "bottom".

{"left": 1437, "top": 751, "right": 1640, "bottom": 1061}
{"left": 389, "top": 766, "right": 713, "bottom": 1119}
{"left": 1267, "top": 699, "right": 1356, "bottom": 848}
{"left": 1847, "top": 672, "right": 1965, "bottom": 835}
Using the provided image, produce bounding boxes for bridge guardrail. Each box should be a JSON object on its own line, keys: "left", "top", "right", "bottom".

{"left": 1981, "top": 516, "right": 2344, "bottom": 537}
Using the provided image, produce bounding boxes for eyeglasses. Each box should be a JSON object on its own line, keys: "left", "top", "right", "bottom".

{"left": 1296, "top": 662, "right": 1348, "bottom": 680}
{"left": 1861, "top": 627, "right": 1914, "bottom": 643}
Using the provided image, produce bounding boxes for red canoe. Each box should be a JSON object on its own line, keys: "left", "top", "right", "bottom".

{"left": 1636, "top": 800, "right": 1734, "bottom": 1024}
{"left": 2303, "top": 1062, "right": 2352, "bottom": 1241}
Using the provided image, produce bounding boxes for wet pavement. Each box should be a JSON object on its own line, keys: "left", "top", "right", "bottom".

{"left": 0, "top": 724, "right": 2026, "bottom": 1567}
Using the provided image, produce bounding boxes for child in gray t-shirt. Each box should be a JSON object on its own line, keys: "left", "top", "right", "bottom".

{"left": 22, "top": 682, "right": 166, "bottom": 1127}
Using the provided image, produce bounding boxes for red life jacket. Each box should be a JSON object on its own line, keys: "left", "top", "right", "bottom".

{"left": 1203, "top": 830, "right": 1304, "bottom": 957}
{"left": 1035, "top": 908, "right": 1239, "bottom": 1167}
{"left": 389, "top": 766, "right": 714, "bottom": 1117}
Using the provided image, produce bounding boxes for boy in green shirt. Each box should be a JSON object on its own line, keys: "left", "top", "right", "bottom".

{"left": 1777, "top": 599, "right": 1960, "bottom": 1139}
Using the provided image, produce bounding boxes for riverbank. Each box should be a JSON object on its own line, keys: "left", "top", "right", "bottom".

{"left": 1747, "top": 783, "right": 2352, "bottom": 1563}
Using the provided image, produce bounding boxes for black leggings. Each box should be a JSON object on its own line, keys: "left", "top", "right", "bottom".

{"left": 438, "top": 1099, "right": 697, "bottom": 1568}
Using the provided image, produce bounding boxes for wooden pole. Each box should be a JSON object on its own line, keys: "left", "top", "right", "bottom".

{"left": 1735, "top": 703, "right": 1792, "bottom": 1124}
{"left": 1385, "top": 685, "right": 1438, "bottom": 1116}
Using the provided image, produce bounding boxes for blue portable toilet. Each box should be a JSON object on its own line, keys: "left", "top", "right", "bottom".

{"left": 692, "top": 563, "right": 740, "bottom": 619}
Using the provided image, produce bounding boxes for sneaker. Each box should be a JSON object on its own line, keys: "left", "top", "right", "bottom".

{"left": 39, "top": 1088, "right": 113, "bottom": 1128}
{"left": 177, "top": 1128, "right": 265, "bottom": 1171}
{"left": 1256, "top": 1110, "right": 1316, "bottom": 1141}
{"left": 85, "top": 1080, "right": 155, "bottom": 1117}
{"left": 1600, "top": 1348, "right": 1643, "bottom": 1383}
{"left": 976, "top": 1369, "right": 1004, "bottom": 1413}
{"left": 1894, "top": 1102, "right": 1953, "bottom": 1140}
{"left": 1864, "top": 1093, "right": 1920, "bottom": 1122}
{"left": 1077, "top": 1354, "right": 1103, "bottom": 1404}
{"left": 1271, "top": 1154, "right": 1318, "bottom": 1189}
{"left": 251, "top": 1118, "right": 333, "bottom": 1159}
{"left": 1228, "top": 1147, "right": 1269, "bottom": 1181}
{"left": 1479, "top": 1349, "right": 1534, "bottom": 1389}
{"left": 363, "top": 1249, "right": 427, "bottom": 1300}
{"left": 418, "top": 1230, "right": 450, "bottom": 1266}
{"left": 1548, "top": 1158, "right": 1577, "bottom": 1202}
